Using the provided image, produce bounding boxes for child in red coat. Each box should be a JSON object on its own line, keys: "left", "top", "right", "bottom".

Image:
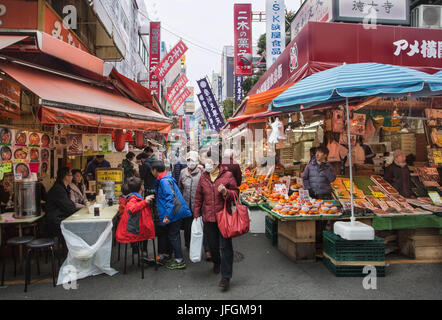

{"left": 116, "top": 177, "right": 155, "bottom": 244}
{"left": 118, "top": 184, "right": 130, "bottom": 217}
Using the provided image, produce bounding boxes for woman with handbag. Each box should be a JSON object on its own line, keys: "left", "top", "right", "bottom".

{"left": 193, "top": 156, "right": 239, "bottom": 291}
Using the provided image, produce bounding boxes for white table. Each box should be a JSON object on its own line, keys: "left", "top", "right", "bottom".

{"left": 58, "top": 204, "right": 119, "bottom": 285}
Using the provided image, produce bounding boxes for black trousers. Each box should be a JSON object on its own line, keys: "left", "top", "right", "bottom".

{"left": 204, "top": 222, "right": 233, "bottom": 279}
{"left": 155, "top": 222, "right": 172, "bottom": 256}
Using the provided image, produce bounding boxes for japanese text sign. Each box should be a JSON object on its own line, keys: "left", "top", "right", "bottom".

{"left": 198, "top": 93, "right": 215, "bottom": 131}
{"left": 154, "top": 40, "right": 188, "bottom": 82}
{"left": 149, "top": 22, "right": 161, "bottom": 96}
{"left": 235, "top": 76, "right": 244, "bottom": 105}
{"left": 290, "top": 0, "right": 333, "bottom": 40}
{"left": 266, "top": 0, "right": 286, "bottom": 69}
{"left": 166, "top": 74, "right": 189, "bottom": 104}
{"left": 393, "top": 39, "right": 442, "bottom": 60}
{"left": 197, "top": 78, "right": 225, "bottom": 132}
{"left": 234, "top": 3, "right": 253, "bottom": 76}
{"left": 170, "top": 87, "right": 192, "bottom": 114}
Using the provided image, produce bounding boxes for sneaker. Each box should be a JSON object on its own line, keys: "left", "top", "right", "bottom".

{"left": 213, "top": 264, "right": 220, "bottom": 274}
{"left": 167, "top": 260, "right": 186, "bottom": 270}
{"left": 218, "top": 278, "right": 230, "bottom": 291}
{"left": 158, "top": 255, "right": 173, "bottom": 265}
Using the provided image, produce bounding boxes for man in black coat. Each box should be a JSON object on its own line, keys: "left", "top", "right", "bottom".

{"left": 138, "top": 149, "right": 156, "bottom": 194}
{"left": 46, "top": 167, "right": 78, "bottom": 238}
{"left": 384, "top": 149, "right": 414, "bottom": 198}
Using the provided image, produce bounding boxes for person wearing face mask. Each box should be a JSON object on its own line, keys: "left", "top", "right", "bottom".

{"left": 384, "top": 149, "right": 414, "bottom": 198}
{"left": 193, "top": 152, "right": 238, "bottom": 292}
{"left": 178, "top": 151, "right": 210, "bottom": 259}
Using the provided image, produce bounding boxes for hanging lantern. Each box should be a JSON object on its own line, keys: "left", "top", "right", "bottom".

{"left": 125, "top": 130, "right": 133, "bottom": 142}
{"left": 135, "top": 131, "right": 145, "bottom": 149}
{"left": 114, "top": 129, "right": 125, "bottom": 151}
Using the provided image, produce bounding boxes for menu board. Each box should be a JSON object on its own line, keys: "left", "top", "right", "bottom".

{"left": 67, "top": 134, "right": 83, "bottom": 156}
{"left": 95, "top": 168, "right": 123, "bottom": 196}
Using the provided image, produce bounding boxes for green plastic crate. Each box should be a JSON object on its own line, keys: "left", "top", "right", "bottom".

{"left": 323, "top": 256, "right": 386, "bottom": 277}
{"left": 323, "top": 231, "right": 385, "bottom": 262}
{"left": 265, "top": 228, "right": 278, "bottom": 246}
{"left": 265, "top": 215, "right": 278, "bottom": 234}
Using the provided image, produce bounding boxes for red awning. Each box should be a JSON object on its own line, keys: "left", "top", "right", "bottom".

{"left": 228, "top": 111, "right": 280, "bottom": 129}
{"left": 0, "top": 35, "right": 28, "bottom": 50}
{"left": 39, "top": 106, "right": 171, "bottom": 133}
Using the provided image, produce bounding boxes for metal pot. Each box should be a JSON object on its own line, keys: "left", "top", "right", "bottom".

{"left": 101, "top": 181, "right": 115, "bottom": 201}
{"left": 14, "top": 181, "right": 41, "bottom": 219}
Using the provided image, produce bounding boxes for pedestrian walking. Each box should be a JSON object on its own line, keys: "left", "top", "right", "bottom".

{"left": 193, "top": 153, "right": 239, "bottom": 291}
{"left": 152, "top": 160, "right": 192, "bottom": 270}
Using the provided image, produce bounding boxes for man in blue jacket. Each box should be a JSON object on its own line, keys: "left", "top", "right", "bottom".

{"left": 302, "top": 146, "right": 336, "bottom": 199}
{"left": 152, "top": 160, "right": 192, "bottom": 270}
{"left": 84, "top": 155, "right": 111, "bottom": 180}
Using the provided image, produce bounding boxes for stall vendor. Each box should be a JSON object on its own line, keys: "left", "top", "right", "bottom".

{"left": 84, "top": 155, "right": 111, "bottom": 180}
{"left": 302, "top": 146, "right": 336, "bottom": 199}
{"left": 384, "top": 149, "right": 414, "bottom": 198}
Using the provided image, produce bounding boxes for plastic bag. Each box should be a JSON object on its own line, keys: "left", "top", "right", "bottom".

{"left": 189, "top": 217, "right": 203, "bottom": 263}
{"left": 57, "top": 220, "right": 118, "bottom": 285}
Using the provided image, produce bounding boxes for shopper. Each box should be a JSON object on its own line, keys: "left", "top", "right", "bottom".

{"left": 46, "top": 167, "right": 78, "bottom": 238}
{"left": 178, "top": 151, "right": 211, "bottom": 259}
{"left": 138, "top": 150, "right": 156, "bottom": 194}
{"left": 193, "top": 154, "right": 239, "bottom": 291}
{"left": 172, "top": 149, "right": 187, "bottom": 182}
{"left": 384, "top": 149, "right": 414, "bottom": 198}
{"left": 122, "top": 152, "right": 136, "bottom": 181}
{"left": 116, "top": 177, "right": 155, "bottom": 244}
{"left": 69, "top": 169, "right": 88, "bottom": 209}
{"left": 152, "top": 160, "right": 192, "bottom": 270}
{"left": 84, "top": 155, "right": 111, "bottom": 180}
{"left": 302, "top": 146, "right": 336, "bottom": 199}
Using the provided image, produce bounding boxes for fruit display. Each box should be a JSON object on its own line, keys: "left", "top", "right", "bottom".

{"left": 241, "top": 191, "right": 265, "bottom": 205}
{"left": 370, "top": 175, "right": 399, "bottom": 195}
{"left": 332, "top": 177, "right": 366, "bottom": 199}
{"left": 239, "top": 183, "right": 249, "bottom": 191}
{"left": 271, "top": 193, "right": 341, "bottom": 217}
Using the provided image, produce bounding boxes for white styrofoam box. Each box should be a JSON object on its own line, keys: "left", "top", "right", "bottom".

{"left": 334, "top": 221, "right": 375, "bottom": 241}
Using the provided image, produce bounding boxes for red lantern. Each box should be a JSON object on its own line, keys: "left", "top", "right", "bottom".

{"left": 126, "top": 130, "right": 133, "bottom": 142}
{"left": 135, "top": 131, "right": 145, "bottom": 149}
{"left": 114, "top": 129, "right": 125, "bottom": 151}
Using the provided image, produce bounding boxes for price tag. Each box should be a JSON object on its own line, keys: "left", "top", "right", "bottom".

{"left": 372, "top": 191, "right": 385, "bottom": 198}
{"left": 299, "top": 189, "right": 310, "bottom": 200}
{"left": 428, "top": 191, "right": 442, "bottom": 206}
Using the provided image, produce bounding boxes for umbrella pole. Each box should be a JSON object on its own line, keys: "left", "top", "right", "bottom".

{"left": 345, "top": 98, "right": 355, "bottom": 223}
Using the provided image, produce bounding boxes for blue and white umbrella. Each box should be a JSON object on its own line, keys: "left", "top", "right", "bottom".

{"left": 270, "top": 63, "right": 442, "bottom": 221}
{"left": 271, "top": 63, "right": 442, "bottom": 112}
{"left": 435, "top": 70, "right": 442, "bottom": 80}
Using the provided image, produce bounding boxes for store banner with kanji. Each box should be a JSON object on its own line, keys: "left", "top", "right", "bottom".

{"left": 234, "top": 3, "right": 253, "bottom": 76}
{"left": 149, "top": 22, "right": 161, "bottom": 96}
{"left": 197, "top": 78, "right": 225, "bottom": 132}
{"left": 266, "top": 0, "right": 285, "bottom": 69}
{"left": 235, "top": 76, "right": 244, "bottom": 105}
{"left": 166, "top": 74, "right": 189, "bottom": 104}
{"left": 170, "top": 87, "right": 192, "bottom": 114}
{"left": 197, "top": 93, "right": 215, "bottom": 131}
{"left": 154, "top": 40, "right": 188, "bottom": 81}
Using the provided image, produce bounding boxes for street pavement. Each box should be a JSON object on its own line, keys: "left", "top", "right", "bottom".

{"left": 0, "top": 232, "right": 441, "bottom": 300}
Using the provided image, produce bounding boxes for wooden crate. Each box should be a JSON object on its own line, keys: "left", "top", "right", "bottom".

{"left": 278, "top": 233, "right": 316, "bottom": 263}
{"left": 398, "top": 229, "right": 442, "bottom": 259}
{"left": 278, "top": 220, "right": 316, "bottom": 243}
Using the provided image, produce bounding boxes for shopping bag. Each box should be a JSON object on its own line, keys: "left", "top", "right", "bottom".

{"left": 189, "top": 217, "right": 204, "bottom": 263}
{"left": 216, "top": 192, "right": 250, "bottom": 239}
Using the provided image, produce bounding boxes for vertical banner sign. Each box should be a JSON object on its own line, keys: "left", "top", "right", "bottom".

{"left": 197, "top": 93, "right": 216, "bottom": 131}
{"left": 166, "top": 74, "right": 189, "bottom": 104}
{"left": 197, "top": 78, "right": 225, "bottom": 132}
{"left": 170, "top": 87, "right": 192, "bottom": 114}
{"left": 234, "top": 3, "right": 253, "bottom": 76}
{"left": 154, "top": 40, "right": 188, "bottom": 81}
{"left": 218, "top": 75, "right": 223, "bottom": 103}
{"left": 266, "top": 0, "right": 285, "bottom": 69}
{"left": 149, "top": 22, "right": 161, "bottom": 96}
{"left": 235, "top": 76, "right": 244, "bottom": 105}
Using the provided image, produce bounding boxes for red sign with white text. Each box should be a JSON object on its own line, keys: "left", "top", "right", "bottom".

{"left": 154, "top": 40, "right": 188, "bottom": 82}
{"left": 234, "top": 3, "right": 253, "bottom": 76}
{"left": 149, "top": 22, "right": 161, "bottom": 96}
{"left": 171, "top": 88, "right": 191, "bottom": 114}
{"left": 0, "top": 0, "right": 38, "bottom": 30}
{"left": 166, "top": 74, "right": 189, "bottom": 104}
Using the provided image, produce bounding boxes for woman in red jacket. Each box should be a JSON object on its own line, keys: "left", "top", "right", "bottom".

{"left": 193, "top": 155, "right": 238, "bottom": 291}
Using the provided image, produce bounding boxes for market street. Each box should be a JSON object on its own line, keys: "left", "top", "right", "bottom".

{"left": 1, "top": 233, "right": 441, "bottom": 300}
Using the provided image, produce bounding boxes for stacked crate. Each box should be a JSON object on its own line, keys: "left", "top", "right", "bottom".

{"left": 278, "top": 220, "right": 316, "bottom": 263}
{"left": 265, "top": 215, "right": 278, "bottom": 246}
{"left": 322, "top": 231, "right": 386, "bottom": 277}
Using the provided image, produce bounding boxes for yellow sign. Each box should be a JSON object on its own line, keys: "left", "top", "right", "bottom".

{"left": 372, "top": 191, "right": 385, "bottom": 198}
{"left": 96, "top": 169, "right": 123, "bottom": 183}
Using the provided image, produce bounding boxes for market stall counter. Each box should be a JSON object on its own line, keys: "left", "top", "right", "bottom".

{"left": 57, "top": 204, "right": 119, "bottom": 286}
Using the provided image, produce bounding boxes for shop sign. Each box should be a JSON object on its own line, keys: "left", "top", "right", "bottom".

{"left": 149, "top": 22, "right": 161, "bottom": 96}
{"left": 235, "top": 76, "right": 244, "bottom": 105}
{"left": 0, "top": 0, "right": 38, "bottom": 30}
{"left": 266, "top": 0, "right": 285, "bottom": 69}
{"left": 166, "top": 74, "right": 189, "bottom": 104}
{"left": 0, "top": 79, "right": 20, "bottom": 119}
{"left": 44, "top": 5, "right": 89, "bottom": 52}
{"left": 154, "top": 40, "right": 188, "bottom": 82}
{"left": 335, "top": 0, "right": 409, "bottom": 25}
{"left": 170, "top": 87, "right": 192, "bottom": 114}
{"left": 198, "top": 93, "right": 215, "bottom": 131}
{"left": 234, "top": 3, "right": 253, "bottom": 76}
{"left": 393, "top": 39, "right": 442, "bottom": 60}
{"left": 197, "top": 78, "right": 225, "bottom": 132}
{"left": 290, "top": 0, "right": 333, "bottom": 40}
{"left": 96, "top": 169, "right": 123, "bottom": 183}
{"left": 218, "top": 75, "right": 222, "bottom": 103}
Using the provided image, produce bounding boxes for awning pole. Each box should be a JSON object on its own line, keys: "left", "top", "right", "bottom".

{"left": 345, "top": 97, "right": 355, "bottom": 223}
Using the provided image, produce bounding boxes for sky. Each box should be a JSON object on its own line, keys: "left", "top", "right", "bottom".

{"left": 143, "top": 0, "right": 300, "bottom": 108}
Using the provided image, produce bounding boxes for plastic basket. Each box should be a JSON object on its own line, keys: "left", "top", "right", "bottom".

{"left": 265, "top": 215, "right": 278, "bottom": 234}
{"left": 323, "top": 256, "right": 386, "bottom": 277}
{"left": 265, "top": 228, "right": 278, "bottom": 246}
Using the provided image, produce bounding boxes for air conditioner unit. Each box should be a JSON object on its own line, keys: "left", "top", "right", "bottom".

{"left": 411, "top": 5, "right": 442, "bottom": 29}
